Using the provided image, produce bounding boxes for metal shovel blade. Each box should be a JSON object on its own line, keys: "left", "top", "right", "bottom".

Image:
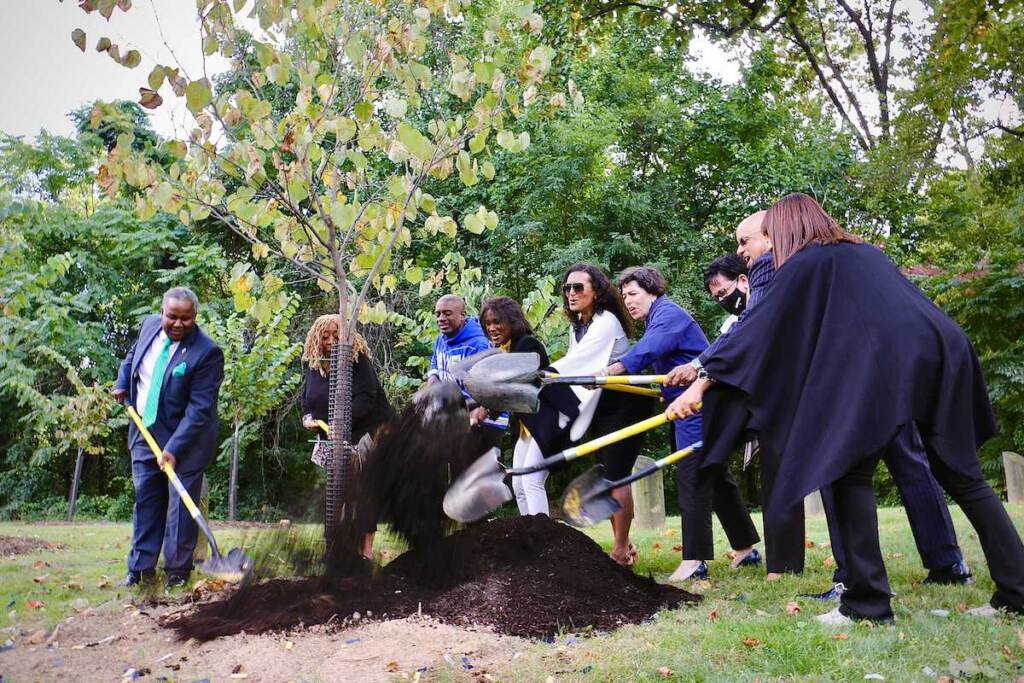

{"left": 451, "top": 348, "right": 505, "bottom": 381}
{"left": 198, "top": 546, "right": 255, "bottom": 583}
{"left": 443, "top": 447, "right": 513, "bottom": 523}
{"left": 560, "top": 466, "right": 622, "bottom": 527}
{"left": 463, "top": 376, "right": 541, "bottom": 413}
{"left": 465, "top": 351, "right": 542, "bottom": 383}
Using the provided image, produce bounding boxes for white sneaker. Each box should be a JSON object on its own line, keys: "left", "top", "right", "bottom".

{"left": 816, "top": 607, "right": 855, "bottom": 626}
{"left": 966, "top": 604, "right": 999, "bottom": 618}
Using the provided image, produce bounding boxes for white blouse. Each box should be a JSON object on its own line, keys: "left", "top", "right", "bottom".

{"left": 550, "top": 310, "right": 628, "bottom": 441}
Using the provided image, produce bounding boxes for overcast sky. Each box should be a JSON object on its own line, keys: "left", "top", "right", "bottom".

{"left": 0, "top": 2, "right": 740, "bottom": 142}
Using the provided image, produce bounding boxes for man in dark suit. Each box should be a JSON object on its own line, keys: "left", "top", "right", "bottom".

{"left": 112, "top": 287, "right": 224, "bottom": 588}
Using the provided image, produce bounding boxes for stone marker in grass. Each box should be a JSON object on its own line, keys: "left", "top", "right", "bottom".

{"left": 1004, "top": 452, "right": 1024, "bottom": 504}
{"left": 805, "top": 489, "right": 825, "bottom": 517}
{"left": 631, "top": 456, "right": 666, "bottom": 530}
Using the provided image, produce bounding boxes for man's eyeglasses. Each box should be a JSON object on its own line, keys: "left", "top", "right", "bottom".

{"left": 562, "top": 282, "right": 586, "bottom": 295}
{"left": 712, "top": 280, "right": 739, "bottom": 303}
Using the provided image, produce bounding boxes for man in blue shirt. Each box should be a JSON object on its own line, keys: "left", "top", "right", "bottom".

{"left": 604, "top": 266, "right": 761, "bottom": 582}
{"left": 425, "top": 294, "right": 508, "bottom": 440}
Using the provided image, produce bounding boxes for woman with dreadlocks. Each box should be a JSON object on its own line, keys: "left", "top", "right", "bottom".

{"left": 301, "top": 314, "right": 393, "bottom": 559}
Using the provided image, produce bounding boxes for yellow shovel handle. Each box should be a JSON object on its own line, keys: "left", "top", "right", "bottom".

{"left": 316, "top": 419, "right": 330, "bottom": 434}
{"left": 598, "top": 375, "right": 667, "bottom": 385}
{"left": 602, "top": 384, "right": 663, "bottom": 399}
{"left": 574, "top": 413, "right": 670, "bottom": 458}
{"left": 124, "top": 405, "right": 202, "bottom": 519}
{"left": 656, "top": 442, "right": 702, "bottom": 468}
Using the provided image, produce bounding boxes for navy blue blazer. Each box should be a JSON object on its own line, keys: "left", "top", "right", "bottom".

{"left": 115, "top": 315, "right": 224, "bottom": 463}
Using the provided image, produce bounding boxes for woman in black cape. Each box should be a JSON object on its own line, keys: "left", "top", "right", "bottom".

{"left": 667, "top": 192, "right": 1024, "bottom": 624}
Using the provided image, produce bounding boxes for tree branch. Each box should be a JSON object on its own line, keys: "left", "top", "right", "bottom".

{"left": 785, "top": 18, "right": 871, "bottom": 150}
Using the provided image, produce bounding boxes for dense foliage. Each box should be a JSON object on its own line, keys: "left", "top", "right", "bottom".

{"left": 1, "top": 0, "right": 1021, "bottom": 519}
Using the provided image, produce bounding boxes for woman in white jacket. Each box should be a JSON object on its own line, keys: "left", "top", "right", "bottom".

{"left": 551, "top": 263, "right": 653, "bottom": 566}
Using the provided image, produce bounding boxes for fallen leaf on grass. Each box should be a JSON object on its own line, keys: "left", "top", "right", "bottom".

{"left": 785, "top": 602, "right": 801, "bottom": 616}
{"left": 707, "top": 610, "right": 719, "bottom": 621}
{"left": 653, "top": 543, "right": 662, "bottom": 550}
{"left": 32, "top": 560, "right": 48, "bottom": 569}
{"left": 96, "top": 577, "right": 111, "bottom": 589}
{"left": 672, "top": 545, "right": 682, "bottom": 552}
{"left": 656, "top": 666, "right": 674, "bottom": 677}
{"left": 33, "top": 574, "right": 49, "bottom": 583}
{"left": 742, "top": 638, "right": 762, "bottom": 648}
{"left": 804, "top": 540, "right": 816, "bottom": 548}
{"left": 823, "top": 557, "right": 835, "bottom": 569}
{"left": 1002, "top": 645, "right": 1013, "bottom": 659}
{"left": 65, "top": 582, "right": 82, "bottom": 591}
{"left": 26, "top": 599, "right": 44, "bottom": 609}
{"left": 385, "top": 660, "right": 399, "bottom": 672}
{"left": 832, "top": 633, "right": 849, "bottom": 641}
{"left": 956, "top": 603, "right": 968, "bottom": 614}
{"left": 231, "top": 664, "right": 243, "bottom": 674}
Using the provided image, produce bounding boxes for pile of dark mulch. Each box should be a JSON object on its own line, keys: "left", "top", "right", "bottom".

{"left": 0, "top": 535, "right": 64, "bottom": 558}
{"left": 167, "top": 515, "right": 699, "bottom": 641}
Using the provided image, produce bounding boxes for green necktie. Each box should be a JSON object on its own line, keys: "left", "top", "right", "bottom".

{"left": 143, "top": 336, "right": 173, "bottom": 428}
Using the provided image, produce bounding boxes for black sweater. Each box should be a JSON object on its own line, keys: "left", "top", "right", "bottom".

{"left": 301, "top": 355, "right": 393, "bottom": 442}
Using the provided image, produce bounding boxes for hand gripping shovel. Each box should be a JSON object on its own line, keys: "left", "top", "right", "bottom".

{"left": 560, "top": 440, "right": 703, "bottom": 527}
{"left": 125, "top": 405, "right": 254, "bottom": 583}
{"left": 443, "top": 413, "right": 671, "bottom": 523}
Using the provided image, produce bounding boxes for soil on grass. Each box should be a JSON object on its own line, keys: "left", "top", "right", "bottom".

{"left": 168, "top": 515, "right": 700, "bottom": 641}
{"left": 0, "top": 534, "right": 65, "bottom": 558}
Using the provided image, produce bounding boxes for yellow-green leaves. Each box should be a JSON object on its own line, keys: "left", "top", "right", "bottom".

{"left": 72, "top": 29, "right": 87, "bottom": 52}
{"left": 398, "top": 123, "right": 434, "bottom": 162}
{"left": 462, "top": 206, "right": 498, "bottom": 234}
{"left": 185, "top": 80, "right": 212, "bottom": 113}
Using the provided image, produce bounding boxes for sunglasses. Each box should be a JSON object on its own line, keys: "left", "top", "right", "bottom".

{"left": 562, "top": 282, "right": 587, "bottom": 295}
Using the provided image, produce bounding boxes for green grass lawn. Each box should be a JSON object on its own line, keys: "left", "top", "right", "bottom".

{"left": 3, "top": 507, "right": 1023, "bottom": 682}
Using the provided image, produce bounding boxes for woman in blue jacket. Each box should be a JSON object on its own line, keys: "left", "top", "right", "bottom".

{"left": 604, "top": 266, "right": 761, "bottom": 582}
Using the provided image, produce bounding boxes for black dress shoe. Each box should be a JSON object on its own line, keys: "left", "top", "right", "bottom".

{"left": 923, "top": 561, "right": 974, "bottom": 585}
{"left": 735, "top": 548, "right": 762, "bottom": 567}
{"left": 165, "top": 573, "right": 190, "bottom": 589}
{"left": 691, "top": 561, "right": 709, "bottom": 579}
{"left": 122, "top": 569, "right": 156, "bottom": 587}
{"left": 800, "top": 582, "right": 846, "bottom": 602}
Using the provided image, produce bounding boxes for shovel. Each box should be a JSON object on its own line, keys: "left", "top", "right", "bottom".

{"left": 443, "top": 413, "right": 671, "bottom": 523}
{"left": 455, "top": 351, "right": 666, "bottom": 413}
{"left": 125, "top": 405, "right": 254, "bottom": 583}
{"left": 560, "top": 440, "right": 703, "bottom": 527}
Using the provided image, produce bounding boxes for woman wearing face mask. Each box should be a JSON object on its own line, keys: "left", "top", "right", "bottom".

{"left": 301, "top": 314, "right": 393, "bottom": 560}
{"left": 603, "top": 265, "right": 762, "bottom": 582}
{"left": 479, "top": 296, "right": 552, "bottom": 516}
{"left": 552, "top": 263, "right": 651, "bottom": 566}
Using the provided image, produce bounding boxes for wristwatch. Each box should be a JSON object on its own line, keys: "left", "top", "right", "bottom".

{"left": 696, "top": 366, "right": 710, "bottom": 381}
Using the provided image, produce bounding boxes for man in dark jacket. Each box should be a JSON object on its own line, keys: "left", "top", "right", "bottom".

{"left": 113, "top": 287, "right": 224, "bottom": 588}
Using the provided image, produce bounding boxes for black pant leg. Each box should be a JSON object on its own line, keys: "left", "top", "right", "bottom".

{"left": 760, "top": 448, "right": 805, "bottom": 574}
{"left": 883, "top": 424, "right": 962, "bottom": 570}
{"left": 678, "top": 449, "right": 715, "bottom": 560}
{"left": 833, "top": 453, "right": 894, "bottom": 621}
{"left": 820, "top": 486, "right": 847, "bottom": 584}
{"left": 921, "top": 436, "right": 1024, "bottom": 612}
{"left": 711, "top": 466, "right": 760, "bottom": 551}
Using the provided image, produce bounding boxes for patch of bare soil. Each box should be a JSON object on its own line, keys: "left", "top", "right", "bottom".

{"left": 170, "top": 515, "right": 699, "bottom": 641}
{"left": 0, "top": 535, "right": 65, "bottom": 559}
{"left": 0, "top": 601, "right": 526, "bottom": 682}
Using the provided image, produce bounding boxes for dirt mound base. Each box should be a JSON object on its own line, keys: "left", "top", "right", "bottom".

{"left": 0, "top": 534, "right": 64, "bottom": 558}
{"left": 170, "top": 516, "right": 698, "bottom": 641}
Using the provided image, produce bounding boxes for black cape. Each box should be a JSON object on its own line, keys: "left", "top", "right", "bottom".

{"left": 701, "top": 242, "right": 995, "bottom": 512}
